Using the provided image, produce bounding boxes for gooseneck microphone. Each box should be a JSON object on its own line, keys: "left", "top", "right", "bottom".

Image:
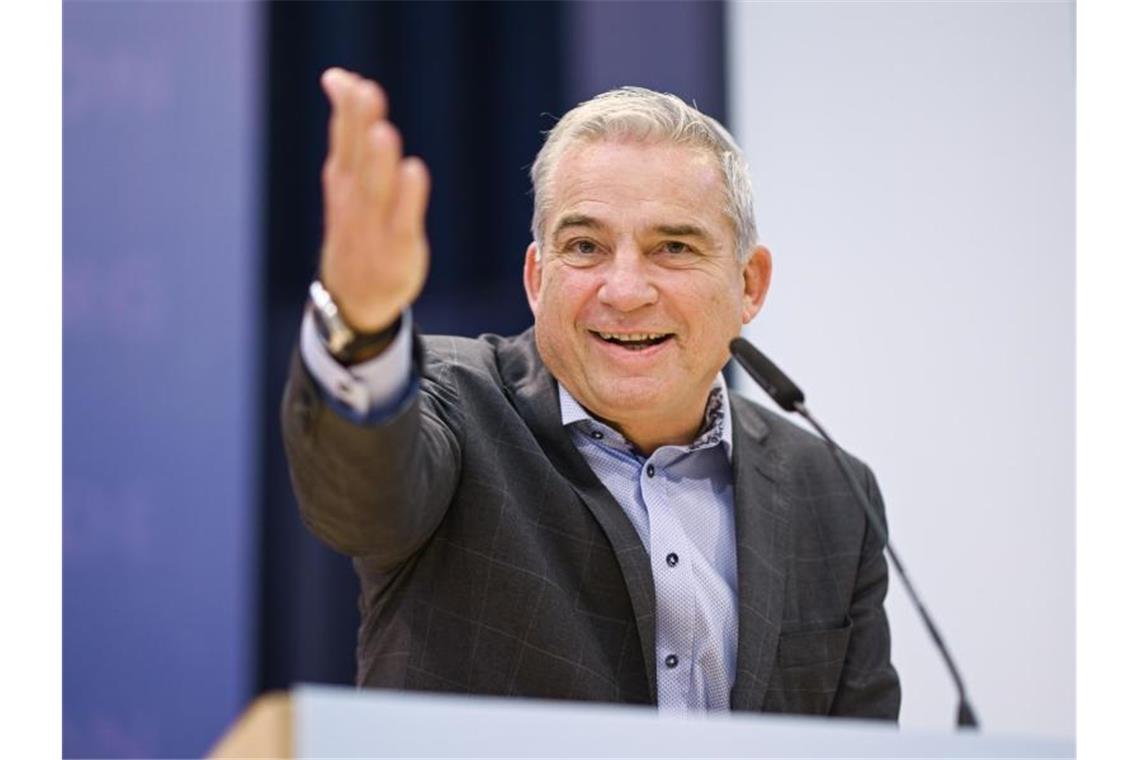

{"left": 729, "top": 337, "right": 980, "bottom": 730}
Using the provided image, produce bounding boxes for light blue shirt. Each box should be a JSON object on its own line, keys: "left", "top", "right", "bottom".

{"left": 300, "top": 311, "right": 739, "bottom": 711}
{"left": 558, "top": 382, "right": 738, "bottom": 711}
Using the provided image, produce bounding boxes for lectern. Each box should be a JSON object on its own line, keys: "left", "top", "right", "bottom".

{"left": 211, "top": 684, "right": 1073, "bottom": 758}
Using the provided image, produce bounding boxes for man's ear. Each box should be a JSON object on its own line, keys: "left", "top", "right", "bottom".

{"left": 523, "top": 241, "right": 542, "bottom": 314}
{"left": 741, "top": 245, "right": 772, "bottom": 324}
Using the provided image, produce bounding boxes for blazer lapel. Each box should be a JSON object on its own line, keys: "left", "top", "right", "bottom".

{"left": 729, "top": 396, "right": 791, "bottom": 711}
{"left": 496, "top": 330, "right": 659, "bottom": 703}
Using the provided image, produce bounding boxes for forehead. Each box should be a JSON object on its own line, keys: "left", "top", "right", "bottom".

{"left": 546, "top": 139, "right": 731, "bottom": 236}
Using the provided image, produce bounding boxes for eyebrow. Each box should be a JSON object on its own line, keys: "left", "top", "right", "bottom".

{"left": 551, "top": 213, "right": 602, "bottom": 239}
{"left": 550, "top": 216, "right": 714, "bottom": 242}
{"left": 652, "top": 223, "right": 713, "bottom": 241}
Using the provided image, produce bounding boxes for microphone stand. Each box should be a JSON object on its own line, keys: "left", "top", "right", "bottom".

{"left": 794, "top": 402, "right": 979, "bottom": 729}
{"left": 730, "top": 337, "right": 979, "bottom": 729}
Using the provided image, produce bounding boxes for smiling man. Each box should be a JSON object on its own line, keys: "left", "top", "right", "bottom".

{"left": 283, "top": 69, "right": 900, "bottom": 718}
{"left": 525, "top": 136, "right": 768, "bottom": 454}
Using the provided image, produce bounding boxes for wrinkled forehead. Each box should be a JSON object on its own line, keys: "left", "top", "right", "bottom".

{"left": 544, "top": 137, "right": 732, "bottom": 234}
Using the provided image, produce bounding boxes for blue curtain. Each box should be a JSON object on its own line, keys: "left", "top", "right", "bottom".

{"left": 257, "top": 0, "right": 568, "bottom": 692}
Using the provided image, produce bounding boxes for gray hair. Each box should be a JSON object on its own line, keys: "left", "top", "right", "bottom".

{"left": 529, "top": 86, "right": 758, "bottom": 263}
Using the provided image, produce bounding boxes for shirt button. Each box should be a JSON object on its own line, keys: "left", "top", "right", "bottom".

{"left": 666, "top": 552, "right": 679, "bottom": 567}
{"left": 646, "top": 464, "right": 656, "bottom": 477}
{"left": 590, "top": 430, "right": 603, "bottom": 440}
{"left": 665, "top": 654, "right": 679, "bottom": 669}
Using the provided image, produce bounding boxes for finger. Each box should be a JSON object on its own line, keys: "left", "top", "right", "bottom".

{"left": 323, "top": 69, "right": 359, "bottom": 172}
{"left": 320, "top": 66, "right": 349, "bottom": 99}
{"left": 362, "top": 121, "right": 403, "bottom": 211}
{"left": 322, "top": 68, "right": 348, "bottom": 169}
{"left": 323, "top": 70, "right": 386, "bottom": 171}
{"left": 368, "top": 77, "right": 389, "bottom": 123}
{"left": 390, "top": 156, "right": 431, "bottom": 238}
{"left": 338, "top": 74, "right": 368, "bottom": 170}
{"left": 345, "top": 78, "right": 386, "bottom": 170}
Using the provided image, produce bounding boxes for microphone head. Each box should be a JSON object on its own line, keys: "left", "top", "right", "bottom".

{"left": 729, "top": 337, "right": 805, "bottom": 412}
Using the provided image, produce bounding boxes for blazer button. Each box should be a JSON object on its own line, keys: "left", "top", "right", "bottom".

{"left": 665, "top": 654, "right": 679, "bottom": 669}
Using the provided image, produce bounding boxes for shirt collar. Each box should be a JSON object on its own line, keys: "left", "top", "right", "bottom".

{"left": 558, "top": 374, "right": 734, "bottom": 458}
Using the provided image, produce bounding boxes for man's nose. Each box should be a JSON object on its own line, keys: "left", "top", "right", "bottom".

{"left": 597, "top": 248, "right": 657, "bottom": 312}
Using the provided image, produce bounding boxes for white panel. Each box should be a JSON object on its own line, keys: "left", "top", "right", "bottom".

{"left": 295, "top": 684, "right": 1074, "bottom": 757}
{"left": 729, "top": 0, "right": 1074, "bottom": 738}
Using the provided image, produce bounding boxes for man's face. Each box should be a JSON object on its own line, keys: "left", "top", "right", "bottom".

{"left": 524, "top": 138, "right": 771, "bottom": 447}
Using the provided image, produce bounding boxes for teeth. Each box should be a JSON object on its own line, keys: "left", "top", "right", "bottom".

{"left": 597, "top": 332, "right": 668, "bottom": 342}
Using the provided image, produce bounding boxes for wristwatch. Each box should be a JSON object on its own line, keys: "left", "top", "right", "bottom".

{"left": 308, "top": 279, "right": 402, "bottom": 364}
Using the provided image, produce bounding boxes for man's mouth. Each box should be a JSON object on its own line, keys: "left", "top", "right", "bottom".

{"left": 590, "top": 331, "right": 674, "bottom": 351}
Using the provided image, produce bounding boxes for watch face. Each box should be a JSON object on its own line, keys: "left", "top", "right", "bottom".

{"left": 309, "top": 282, "right": 353, "bottom": 354}
{"left": 325, "top": 319, "right": 353, "bottom": 355}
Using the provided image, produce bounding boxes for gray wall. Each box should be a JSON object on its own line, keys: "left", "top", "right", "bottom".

{"left": 729, "top": 0, "right": 1074, "bottom": 737}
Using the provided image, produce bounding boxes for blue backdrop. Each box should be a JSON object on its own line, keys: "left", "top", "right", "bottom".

{"left": 63, "top": 2, "right": 261, "bottom": 756}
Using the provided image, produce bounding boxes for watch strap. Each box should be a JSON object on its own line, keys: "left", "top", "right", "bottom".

{"left": 308, "top": 280, "right": 403, "bottom": 365}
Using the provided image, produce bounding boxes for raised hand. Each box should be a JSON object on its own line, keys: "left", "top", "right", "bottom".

{"left": 318, "top": 68, "right": 431, "bottom": 333}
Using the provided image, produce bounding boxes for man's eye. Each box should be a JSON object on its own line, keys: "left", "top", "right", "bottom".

{"left": 662, "top": 241, "right": 692, "bottom": 254}
{"left": 570, "top": 240, "right": 598, "bottom": 254}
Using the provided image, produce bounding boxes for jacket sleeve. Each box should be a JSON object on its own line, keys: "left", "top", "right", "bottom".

{"left": 280, "top": 339, "right": 464, "bottom": 571}
{"left": 829, "top": 465, "right": 902, "bottom": 720}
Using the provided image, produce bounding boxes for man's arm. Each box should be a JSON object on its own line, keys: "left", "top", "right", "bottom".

{"left": 830, "top": 466, "right": 902, "bottom": 720}
{"left": 282, "top": 343, "right": 462, "bottom": 569}
{"left": 282, "top": 69, "right": 452, "bottom": 569}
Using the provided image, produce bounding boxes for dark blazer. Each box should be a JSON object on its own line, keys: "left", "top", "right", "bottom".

{"left": 282, "top": 328, "right": 900, "bottom": 719}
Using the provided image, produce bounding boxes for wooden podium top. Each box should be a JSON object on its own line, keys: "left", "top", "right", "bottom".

{"left": 208, "top": 691, "right": 292, "bottom": 759}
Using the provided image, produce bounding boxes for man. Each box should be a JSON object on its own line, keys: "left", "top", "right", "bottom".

{"left": 283, "top": 67, "right": 900, "bottom": 718}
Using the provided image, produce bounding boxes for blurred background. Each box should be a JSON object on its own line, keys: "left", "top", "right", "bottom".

{"left": 62, "top": 1, "right": 1073, "bottom": 757}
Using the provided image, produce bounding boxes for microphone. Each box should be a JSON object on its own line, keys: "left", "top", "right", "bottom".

{"left": 729, "top": 337, "right": 980, "bottom": 730}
